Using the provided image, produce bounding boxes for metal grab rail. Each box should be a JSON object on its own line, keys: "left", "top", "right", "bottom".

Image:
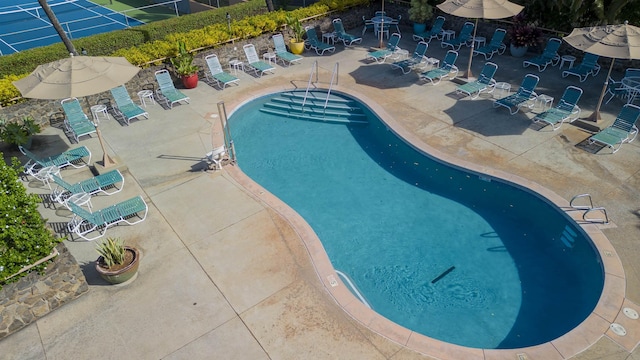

{"left": 302, "top": 61, "right": 340, "bottom": 112}
{"left": 570, "top": 193, "right": 609, "bottom": 224}
{"left": 335, "top": 270, "right": 371, "bottom": 309}
{"left": 216, "top": 101, "right": 236, "bottom": 164}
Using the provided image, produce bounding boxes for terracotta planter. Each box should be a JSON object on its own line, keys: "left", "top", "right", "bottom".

{"left": 95, "top": 247, "right": 140, "bottom": 285}
{"left": 181, "top": 73, "right": 198, "bottom": 89}
{"left": 289, "top": 40, "right": 305, "bottom": 55}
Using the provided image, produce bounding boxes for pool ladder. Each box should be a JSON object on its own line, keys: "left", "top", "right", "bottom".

{"left": 570, "top": 194, "right": 609, "bottom": 224}
{"left": 302, "top": 61, "right": 339, "bottom": 114}
{"left": 335, "top": 270, "right": 371, "bottom": 309}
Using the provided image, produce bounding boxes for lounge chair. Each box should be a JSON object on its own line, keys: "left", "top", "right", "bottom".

{"left": 420, "top": 50, "right": 460, "bottom": 85}
{"left": 204, "top": 54, "right": 240, "bottom": 88}
{"left": 154, "top": 69, "right": 190, "bottom": 109}
{"left": 109, "top": 85, "right": 149, "bottom": 125}
{"left": 561, "top": 53, "right": 600, "bottom": 82}
{"left": 493, "top": 74, "right": 540, "bottom": 115}
{"left": 51, "top": 169, "right": 124, "bottom": 209}
{"left": 271, "top": 34, "right": 303, "bottom": 66}
{"left": 473, "top": 28, "right": 507, "bottom": 60}
{"left": 390, "top": 41, "right": 428, "bottom": 74}
{"left": 304, "top": 26, "right": 335, "bottom": 55}
{"left": 455, "top": 62, "right": 498, "bottom": 98}
{"left": 588, "top": 104, "right": 640, "bottom": 153}
{"left": 67, "top": 195, "right": 148, "bottom": 241}
{"left": 532, "top": 86, "right": 583, "bottom": 130}
{"left": 441, "top": 21, "right": 474, "bottom": 51}
{"left": 60, "top": 98, "right": 97, "bottom": 142}
{"left": 19, "top": 145, "right": 91, "bottom": 175}
{"left": 413, "top": 16, "right": 444, "bottom": 43}
{"left": 523, "top": 38, "right": 561, "bottom": 72}
{"left": 242, "top": 44, "right": 276, "bottom": 77}
{"left": 332, "top": 18, "right": 362, "bottom": 46}
{"left": 366, "top": 33, "right": 401, "bottom": 63}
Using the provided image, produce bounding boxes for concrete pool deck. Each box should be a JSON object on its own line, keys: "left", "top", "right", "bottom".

{"left": 1, "top": 32, "right": 640, "bottom": 359}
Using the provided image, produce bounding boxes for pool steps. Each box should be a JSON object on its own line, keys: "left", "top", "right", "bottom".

{"left": 260, "top": 91, "right": 369, "bottom": 125}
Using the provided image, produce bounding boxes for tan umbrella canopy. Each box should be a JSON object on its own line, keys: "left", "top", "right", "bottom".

{"left": 13, "top": 55, "right": 141, "bottom": 167}
{"left": 563, "top": 21, "right": 640, "bottom": 122}
{"left": 437, "top": 0, "right": 524, "bottom": 78}
{"left": 13, "top": 56, "right": 140, "bottom": 99}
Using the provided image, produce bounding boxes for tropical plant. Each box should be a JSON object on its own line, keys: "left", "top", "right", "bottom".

{"left": 95, "top": 237, "right": 127, "bottom": 268}
{"left": 0, "top": 116, "right": 41, "bottom": 146}
{"left": 508, "top": 13, "right": 543, "bottom": 48}
{"left": 285, "top": 15, "right": 305, "bottom": 42}
{"left": 170, "top": 41, "right": 199, "bottom": 76}
{"left": 408, "top": 0, "right": 433, "bottom": 24}
{"left": 0, "top": 154, "right": 60, "bottom": 288}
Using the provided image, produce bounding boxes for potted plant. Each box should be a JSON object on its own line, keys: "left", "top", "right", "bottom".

{"left": 285, "top": 15, "right": 305, "bottom": 55}
{"left": 95, "top": 237, "right": 140, "bottom": 285}
{"left": 508, "top": 13, "right": 543, "bottom": 57}
{"left": 0, "top": 116, "right": 41, "bottom": 149}
{"left": 408, "top": 0, "right": 433, "bottom": 34}
{"left": 170, "top": 41, "right": 199, "bottom": 89}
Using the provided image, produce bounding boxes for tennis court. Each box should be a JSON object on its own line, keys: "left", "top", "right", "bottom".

{"left": 0, "top": 0, "right": 150, "bottom": 55}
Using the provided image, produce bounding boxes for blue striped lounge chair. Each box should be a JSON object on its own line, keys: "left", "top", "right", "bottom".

{"left": 19, "top": 145, "right": 91, "bottom": 175}
{"left": 455, "top": 62, "right": 498, "bottom": 98}
{"left": 204, "top": 54, "right": 240, "bottom": 88}
{"left": 493, "top": 74, "right": 540, "bottom": 115}
{"left": 243, "top": 44, "right": 276, "bottom": 76}
{"left": 366, "top": 33, "right": 401, "bottom": 63}
{"left": 412, "top": 16, "right": 445, "bottom": 43}
{"left": 304, "top": 26, "right": 335, "bottom": 55}
{"left": 390, "top": 41, "right": 428, "bottom": 74}
{"left": 154, "top": 69, "right": 190, "bottom": 109}
{"left": 420, "top": 50, "right": 460, "bottom": 85}
{"left": 332, "top": 18, "right": 362, "bottom": 46}
{"left": 272, "top": 34, "right": 303, "bottom": 66}
{"left": 473, "top": 28, "right": 507, "bottom": 60}
{"left": 523, "top": 38, "right": 561, "bottom": 72}
{"left": 588, "top": 104, "right": 640, "bottom": 153}
{"left": 60, "top": 97, "right": 97, "bottom": 142}
{"left": 441, "top": 22, "right": 474, "bottom": 51}
{"left": 110, "top": 85, "right": 149, "bottom": 125}
{"left": 51, "top": 169, "right": 124, "bottom": 209}
{"left": 67, "top": 196, "right": 148, "bottom": 241}
{"left": 561, "top": 53, "right": 601, "bottom": 82}
{"left": 532, "top": 86, "right": 583, "bottom": 130}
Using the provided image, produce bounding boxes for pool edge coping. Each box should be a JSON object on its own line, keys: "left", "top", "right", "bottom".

{"left": 221, "top": 85, "right": 628, "bottom": 360}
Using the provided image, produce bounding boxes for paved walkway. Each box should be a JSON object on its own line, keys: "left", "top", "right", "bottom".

{"left": 1, "top": 31, "right": 640, "bottom": 360}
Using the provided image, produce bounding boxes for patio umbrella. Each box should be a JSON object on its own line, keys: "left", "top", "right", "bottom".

{"left": 13, "top": 55, "right": 141, "bottom": 167}
{"left": 563, "top": 21, "right": 640, "bottom": 122}
{"left": 437, "top": 0, "right": 523, "bottom": 79}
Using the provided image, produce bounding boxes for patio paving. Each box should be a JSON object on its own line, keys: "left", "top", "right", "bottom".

{"left": 1, "top": 27, "right": 640, "bottom": 360}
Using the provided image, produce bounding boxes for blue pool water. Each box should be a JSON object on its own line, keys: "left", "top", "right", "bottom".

{"left": 229, "top": 91, "right": 604, "bottom": 349}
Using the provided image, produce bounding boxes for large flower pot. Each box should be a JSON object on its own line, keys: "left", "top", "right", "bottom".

{"left": 95, "top": 247, "right": 140, "bottom": 285}
{"left": 413, "top": 23, "right": 426, "bottom": 34}
{"left": 289, "top": 40, "right": 305, "bottom": 55}
{"left": 181, "top": 73, "right": 198, "bottom": 89}
{"left": 509, "top": 44, "right": 528, "bottom": 58}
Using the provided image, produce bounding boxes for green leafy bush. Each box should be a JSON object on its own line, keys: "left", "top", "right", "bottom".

{"left": 0, "top": 154, "right": 61, "bottom": 288}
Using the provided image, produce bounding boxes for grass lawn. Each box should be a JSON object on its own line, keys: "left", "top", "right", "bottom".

{"left": 91, "top": 0, "right": 180, "bottom": 23}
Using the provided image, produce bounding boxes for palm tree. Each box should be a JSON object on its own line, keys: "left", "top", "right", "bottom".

{"left": 37, "top": 0, "right": 77, "bottom": 55}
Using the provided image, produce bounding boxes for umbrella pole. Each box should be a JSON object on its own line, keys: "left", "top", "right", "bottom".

{"left": 585, "top": 59, "right": 615, "bottom": 123}
{"left": 96, "top": 127, "right": 116, "bottom": 168}
{"left": 378, "top": 0, "right": 385, "bottom": 49}
{"left": 464, "top": 18, "right": 478, "bottom": 79}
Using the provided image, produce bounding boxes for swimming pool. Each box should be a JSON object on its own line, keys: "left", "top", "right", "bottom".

{"left": 228, "top": 90, "right": 604, "bottom": 349}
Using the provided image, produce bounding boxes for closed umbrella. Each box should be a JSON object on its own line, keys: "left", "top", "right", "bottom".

{"left": 13, "top": 55, "right": 141, "bottom": 167}
{"left": 437, "top": 0, "right": 523, "bottom": 79}
{"left": 563, "top": 21, "right": 640, "bottom": 122}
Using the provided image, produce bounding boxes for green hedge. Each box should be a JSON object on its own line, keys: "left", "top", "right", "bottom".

{"left": 0, "top": 0, "right": 368, "bottom": 106}
{"left": 0, "top": 155, "right": 61, "bottom": 288}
